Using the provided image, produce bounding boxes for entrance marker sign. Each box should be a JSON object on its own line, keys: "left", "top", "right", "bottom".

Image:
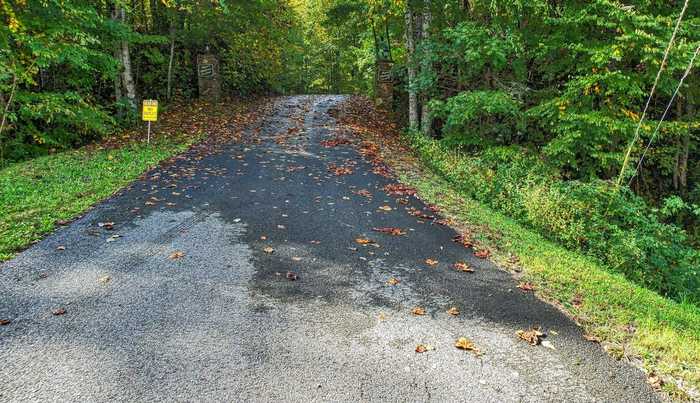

{"left": 142, "top": 99, "right": 158, "bottom": 144}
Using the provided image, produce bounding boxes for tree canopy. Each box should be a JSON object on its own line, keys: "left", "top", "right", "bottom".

{"left": 1, "top": 0, "right": 699, "bottom": 299}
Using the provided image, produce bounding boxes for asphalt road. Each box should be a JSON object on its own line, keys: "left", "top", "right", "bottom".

{"left": 0, "top": 96, "right": 658, "bottom": 402}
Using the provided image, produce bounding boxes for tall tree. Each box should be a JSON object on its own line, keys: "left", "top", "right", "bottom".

{"left": 405, "top": 2, "right": 418, "bottom": 129}
{"left": 420, "top": 0, "right": 431, "bottom": 135}
{"left": 115, "top": 4, "right": 137, "bottom": 109}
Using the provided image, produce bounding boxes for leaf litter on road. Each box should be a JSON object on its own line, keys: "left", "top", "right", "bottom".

{"left": 453, "top": 262, "right": 474, "bottom": 273}
{"left": 474, "top": 249, "right": 491, "bottom": 259}
{"left": 168, "top": 251, "right": 185, "bottom": 260}
{"left": 517, "top": 282, "right": 536, "bottom": 292}
{"left": 52, "top": 308, "right": 67, "bottom": 316}
{"left": 455, "top": 337, "right": 482, "bottom": 356}
{"left": 386, "top": 277, "right": 400, "bottom": 286}
{"left": 372, "top": 227, "right": 405, "bottom": 236}
{"left": 415, "top": 344, "right": 434, "bottom": 353}
{"left": 355, "top": 238, "right": 376, "bottom": 245}
{"left": 411, "top": 307, "right": 426, "bottom": 316}
{"left": 516, "top": 327, "right": 546, "bottom": 346}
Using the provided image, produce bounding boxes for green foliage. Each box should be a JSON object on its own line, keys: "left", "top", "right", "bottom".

{"left": 0, "top": 0, "right": 122, "bottom": 162}
{"left": 409, "top": 131, "right": 700, "bottom": 304}
{"left": 430, "top": 91, "right": 523, "bottom": 148}
{"left": 0, "top": 0, "right": 309, "bottom": 162}
{"left": 402, "top": 158, "right": 700, "bottom": 395}
{"left": 0, "top": 137, "right": 191, "bottom": 261}
{"left": 395, "top": 0, "right": 700, "bottom": 296}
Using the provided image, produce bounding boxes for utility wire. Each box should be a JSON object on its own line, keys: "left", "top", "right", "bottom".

{"left": 628, "top": 43, "right": 700, "bottom": 186}
{"left": 616, "top": 0, "right": 690, "bottom": 187}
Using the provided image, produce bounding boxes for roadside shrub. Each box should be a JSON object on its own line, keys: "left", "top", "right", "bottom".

{"left": 408, "top": 132, "right": 700, "bottom": 304}
{"left": 430, "top": 91, "right": 524, "bottom": 149}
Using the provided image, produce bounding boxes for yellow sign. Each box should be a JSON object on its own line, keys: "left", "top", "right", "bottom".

{"left": 142, "top": 99, "right": 158, "bottom": 121}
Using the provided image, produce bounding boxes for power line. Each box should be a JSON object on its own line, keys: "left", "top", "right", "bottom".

{"left": 616, "top": 0, "right": 690, "bottom": 187}
{"left": 628, "top": 43, "right": 700, "bottom": 186}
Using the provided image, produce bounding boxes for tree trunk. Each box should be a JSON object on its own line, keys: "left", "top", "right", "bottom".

{"left": 110, "top": 7, "right": 123, "bottom": 103}
{"left": 118, "top": 7, "right": 137, "bottom": 110}
{"left": 678, "top": 103, "right": 692, "bottom": 193}
{"left": 405, "top": 5, "right": 419, "bottom": 130}
{"left": 0, "top": 72, "right": 18, "bottom": 164}
{"left": 167, "top": 21, "right": 176, "bottom": 100}
{"left": 420, "top": 0, "right": 432, "bottom": 136}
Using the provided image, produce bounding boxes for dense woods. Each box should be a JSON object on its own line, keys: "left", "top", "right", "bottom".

{"left": 1, "top": 0, "right": 699, "bottom": 302}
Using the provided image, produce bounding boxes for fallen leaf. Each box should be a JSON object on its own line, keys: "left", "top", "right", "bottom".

{"left": 453, "top": 262, "right": 474, "bottom": 272}
{"left": 415, "top": 344, "right": 434, "bottom": 353}
{"left": 52, "top": 308, "right": 66, "bottom": 316}
{"left": 517, "top": 282, "right": 536, "bottom": 292}
{"left": 320, "top": 137, "right": 351, "bottom": 147}
{"left": 425, "top": 258, "right": 438, "bottom": 266}
{"left": 355, "top": 238, "right": 375, "bottom": 245}
{"left": 452, "top": 234, "right": 473, "bottom": 248}
{"left": 383, "top": 183, "right": 417, "bottom": 196}
{"left": 98, "top": 275, "right": 111, "bottom": 285}
{"left": 516, "top": 328, "right": 545, "bottom": 345}
{"left": 474, "top": 249, "right": 491, "bottom": 259}
{"left": 0, "top": 319, "right": 11, "bottom": 326}
{"left": 584, "top": 334, "right": 601, "bottom": 343}
{"left": 378, "top": 205, "right": 392, "bottom": 212}
{"left": 354, "top": 189, "right": 372, "bottom": 198}
{"left": 263, "top": 247, "right": 275, "bottom": 254}
{"left": 455, "top": 337, "right": 482, "bottom": 356}
{"left": 447, "top": 307, "right": 460, "bottom": 316}
{"left": 386, "top": 277, "right": 400, "bottom": 286}
{"left": 647, "top": 374, "right": 663, "bottom": 390}
{"left": 372, "top": 227, "right": 405, "bottom": 236}
{"left": 97, "top": 222, "right": 114, "bottom": 230}
{"left": 411, "top": 307, "right": 426, "bottom": 316}
{"left": 408, "top": 208, "right": 435, "bottom": 220}
{"left": 571, "top": 293, "right": 583, "bottom": 308}
{"left": 169, "top": 251, "right": 185, "bottom": 260}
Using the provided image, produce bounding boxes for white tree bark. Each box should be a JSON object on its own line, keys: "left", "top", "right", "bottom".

{"left": 405, "top": 5, "right": 419, "bottom": 130}
{"left": 420, "top": 0, "right": 432, "bottom": 136}
{"left": 118, "top": 7, "right": 137, "bottom": 110}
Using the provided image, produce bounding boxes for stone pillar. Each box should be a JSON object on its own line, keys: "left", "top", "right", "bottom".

{"left": 375, "top": 60, "right": 394, "bottom": 110}
{"left": 197, "top": 53, "right": 221, "bottom": 102}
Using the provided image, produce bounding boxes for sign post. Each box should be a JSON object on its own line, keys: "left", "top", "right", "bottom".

{"left": 142, "top": 99, "right": 158, "bottom": 144}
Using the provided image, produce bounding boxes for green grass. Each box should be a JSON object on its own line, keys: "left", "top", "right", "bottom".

{"left": 0, "top": 138, "right": 192, "bottom": 261}
{"left": 397, "top": 166, "right": 700, "bottom": 400}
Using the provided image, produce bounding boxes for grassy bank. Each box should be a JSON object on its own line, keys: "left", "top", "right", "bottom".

{"left": 403, "top": 171, "right": 700, "bottom": 399}
{"left": 0, "top": 139, "right": 192, "bottom": 261}
{"left": 0, "top": 99, "right": 258, "bottom": 262}
{"left": 338, "top": 97, "right": 700, "bottom": 400}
